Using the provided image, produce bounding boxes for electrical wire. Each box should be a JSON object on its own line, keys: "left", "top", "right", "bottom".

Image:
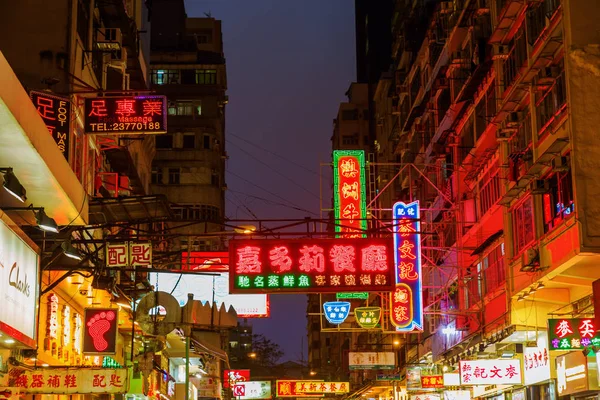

{"left": 228, "top": 188, "right": 319, "bottom": 216}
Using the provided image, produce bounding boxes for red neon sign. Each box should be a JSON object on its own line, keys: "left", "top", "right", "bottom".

{"left": 83, "top": 309, "right": 118, "bottom": 354}
{"left": 229, "top": 239, "right": 394, "bottom": 294}
{"left": 181, "top": 251, "right": 229, "bottom": 271}
{"left": 333, "top": 151, "right": 367, "bottom": 237}
{"left": 223, "top": 369, "right": 250, "bottom": 389}
{"left": 84, "top": 96, "right": 167, "bottom": 134}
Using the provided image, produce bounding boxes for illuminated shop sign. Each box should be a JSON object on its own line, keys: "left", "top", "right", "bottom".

{"left": 349, "top": 352, "right": 395, "bottom": 370}
{"left": 229, "top": 238, "right": 394, "bottom": 294}
{"left": 556, "top": 351, "right": 589, "bottom": 396}
{"left": 390, "top": 201, "right": 423, "bottom": 332}
{"left": 182, "top": 251, "right": 229, "bottom": 271}
{"left": 83, "top": 309, "right": 118, "bottom": 354}
{"left": 30, "top": 91, "right": 70, "bottom": 159}
{"left": 62, "top": 306, "right": 70, "bottom": 347}
{"left": 336, "top": 292, "right": 368, "bottom": 300}
{"left": 548, "top": 318, "right": 600, "bottom": 350}
{"left": 459, "top": 359, "right": 522, "bottom": 385}
{"left": 84, "top": 95, "right": 167, "bottom": 134}
{"left": 47, "top": 293, "right": 59, "bottom": 340}
{"left": 73, "top": 314, "right": 82, "bottom": 354}
{"left": 354, "top": 307, "right": 381, "bottom": 329}
{"left": 106, "top": 242, "right": 152, "bottom": 268}
{"left": 333, "top": 150, "right": 367, "bottom": 237}
{"left": 294, "top": 381, "right": 349, "bottom": 394}
{"left": 275, "top": 381, "right": 324, "bottom": 398}
{"left": 420, "top": 375, "right": 444, "bottom": 388}
{"left": 323, "top": 301, "right": 350, "bottom": 325}
{"left": 8, "top": 367, "right": 127, "bottom": 394}
{"left": 233, "top": 381, "right": 272, "bottom": 400}
{"left": 523, "top": 346, "right": 551, "bottom": 385}
{"left": 223, "top": 369, "right": 250, "bottom": 389}
{"left": 411, "top": 395, "right": 440, "bottom": 400}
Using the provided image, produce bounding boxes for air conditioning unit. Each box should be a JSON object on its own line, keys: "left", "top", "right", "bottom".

{"left": 496, "top": 129, "right": 515, "bottom": 141}
{"left": 492, "top": 45, "right": 510, "bottom": 60}
{"left": 553, "top": 155, "right": 570, "bottom": 172}
{"left": 524, "top": 247, "right": 539, "bottom": 267}
{"left": 109, "top": 46, "right": 128, "bottom": 67}
{"left": 531, "top": 179, "right": 549, "bottom": 194}
{"left": 97, "top": 28, "right": 123, "bottom": 51}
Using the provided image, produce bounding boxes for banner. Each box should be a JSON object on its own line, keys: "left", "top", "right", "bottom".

{"left": 349, "top": 352, "right": 395, "bottom": 370}
{"left": 459, "top": 359, "right": 522, "bottom": 385}
{"left": 7, "top": 367, "right": 128, "bottom": 394}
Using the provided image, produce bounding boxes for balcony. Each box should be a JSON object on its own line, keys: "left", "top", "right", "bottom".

{"left": 489, "top": 0, "right": 527, "bottom": 44}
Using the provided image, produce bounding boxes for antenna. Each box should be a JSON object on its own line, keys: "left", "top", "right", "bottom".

{"left": 204, "top": 11, "right": 212, "bottom": 18}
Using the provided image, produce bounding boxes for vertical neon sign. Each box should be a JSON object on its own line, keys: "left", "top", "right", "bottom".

{"left": 333, "top": 150, "right": 367, "bottom": 237}
{"left": 390, "top": 201, "right": 423, "bottom": 331}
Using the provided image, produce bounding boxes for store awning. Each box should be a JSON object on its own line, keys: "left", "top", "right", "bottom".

{"left": 0, "top": 52, "right": 87, "bottom": 225}
{"left": 88, "top": 195, "right": 172, "bottom": 225}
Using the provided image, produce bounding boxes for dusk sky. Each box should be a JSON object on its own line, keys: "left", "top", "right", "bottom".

{"left": 185, "top": 0, "right": 356, "bottom": 362}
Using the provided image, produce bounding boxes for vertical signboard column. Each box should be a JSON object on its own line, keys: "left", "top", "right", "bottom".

{"left": 333, "top": 150, "right": 367, "bottom": 238}
{"left": 390, "top": 201, "right": 423, "bottom": 331}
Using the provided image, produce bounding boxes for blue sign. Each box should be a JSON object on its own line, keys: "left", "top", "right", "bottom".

{"left": 323, "top": 301, "right": 351, "bottom": 324}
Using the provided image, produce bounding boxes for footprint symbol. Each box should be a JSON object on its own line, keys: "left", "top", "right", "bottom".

{"left": 87, "top": 311, "right": 115, "bottom": 351}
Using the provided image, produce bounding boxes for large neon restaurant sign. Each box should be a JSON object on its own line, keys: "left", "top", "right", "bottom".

{"left": 390, "top": 201, "right": 423, "bottom": 332}
{"left": 333, "top": 150, "right": 367, "bottom": 237}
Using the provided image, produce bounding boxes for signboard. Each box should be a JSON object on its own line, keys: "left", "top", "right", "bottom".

{"left": 30, "top": 91, "right": 70, "bottom": 159}
{"left": 0, "top": 218, "right": 39, "bottom": 347}
{"left": 557, "top": 351, "right": 588, "bottom": 396}
{"left": 411, "top": 395, "right": 440, "bottom": 400}
{"left": 84, "top": 95, "right": 167, "bottom": 134}
{"left": 376, "top": 373, "right": 401, "bottom": 381}
{"left": 420, "top": 375, "right": 443, "bottom": 388}
{"left": 83, "top": 309, "right": 118, "bottom": 354}
{"left": 234, "top": 381, "right": 272, "bottom": 400}
{"left": 443, "top": 392, "right": 471, "bottom": 400}
{"left": 106, "top": 242, "right": 152, "bottom": 268}
{"left": 333, "top": 150, "right": 367, "bottom": 237}
{"left": 294, "top": 381, "right": 349, "bottom": 393}
{"left": 443, "top": 373, "right": 460, "bottom": 386}
{"left": 151, "top": 272, "right": 269, "bottom": 318}
{"left": 275, "top": 381, "right": 324, "bottom": 398}
{"left": 336, "top": 292, "right": 368, "bottom": 300}
{"left": 224, "top": 369, "right": 250, "bottom": 389}
{"left": 229, "top": 238, "right": 394, "bottom": 294}
{"left": 523, "top": 347, "right": 550, "bottom": 385}
{"left": 355, "top": 307, "right": 381, "bottom": 329}
{"left": 391, "top": 201, "right": 423, "bottom": 332}
{"left": 407, "top": 367, "right": 422, "bottom": 389}
{"left": 548, "top": 318, "right": 600, "bottom": 350}
{"left": 459, "top": 359, "right": 522, "bottom": 385}
{"left": 323, "top": 301, "right": 350, "bottom": 324}
{"left": 7, "top": 367, "right": 127, "bottom": 393}
{"left": 182, "top": 251, "right": 229, "bottom": 271}
{"left": 349, "top": 352, "right": 395, "bottom": 370}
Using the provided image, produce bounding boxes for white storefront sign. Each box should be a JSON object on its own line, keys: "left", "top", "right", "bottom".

{"left": 523, "top": 347, "right": 551, "bottom": 385}
{"left": 443, "top": 391, "right": 471, "bottom": 400}
{"left": 0, "top": 219, "right": 38, "bottom": 343}
{"left": 411, "top": 394, "right": 440, "bottom": 400}
{"left": 459, "top": 359, "right": 522, "bottom": 385}
{"left": 349, "top": 352, "right": 395, "bottom": 369}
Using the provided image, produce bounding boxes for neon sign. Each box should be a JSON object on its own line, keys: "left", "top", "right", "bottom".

{"left": 355, "top": 307, "right": 381, "bottom": 329}
{"left": 390, "top": 201, "right": 423, "bottom": 331}
{"left": 30, "top": 91, "right": 70, "bottom": 159}
{"left": 323, "top": 301, "right": 350, "bottom": 324}
{"left": 223, "top": 369, "right": 250, "bottom": 389}
{"left": 229, "top": 238, "right": 394, "bottom": 294}
{"left": 83, "top": 309, "right": 118, "bottom": 354}
{"left": 548, "top": 318, "right": 600, "bottom": 350}
{"left": 333, "top": 150, "right": 367, "bottom": 237}
{"left": 181, "top": 251, "right": 229, "bottom": 271}
{"left": 84, "top": 96, "right": 167, "bottom": 134}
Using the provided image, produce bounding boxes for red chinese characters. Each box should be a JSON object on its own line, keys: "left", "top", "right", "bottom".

{"left": 555, "top": 319, "right": 574, "bottom": 338}
{"left": 107, "top": 243, "right": 128, "bottom": 267}
{"left": 299, "top": 246, "right": 325, "bottom": 273}
{"left": 115, "top": 99, "right": 136, "bottom": 117}
{"left": 269, "top": 246, "right": 292, "bottom": 272}
{"left": 334, "top": 151, "right": 366, "bottom": 237}
{"left": 236, "top": 246, "right": 263, "bottom": 273}
{"left": 89, "top": 100, "right": 108, "bottom": 117}
{"left": 460, "top": 360, "right": 522, "bottom": 385}
{"left": 130, "top": 243, "right": 152, "bottom": 267}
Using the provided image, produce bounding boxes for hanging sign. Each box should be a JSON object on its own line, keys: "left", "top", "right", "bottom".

{"left": 83, "top": 309, "right": 118, "bottom": 354}
{"left": 8, "top": 367, "right": 127, "bottom": 394}
{"left": 47, "top": 293, "right": 59, "bottom": 340}
{"left": 229, "top": 238, "right": 394, "bottom": 294}
{"left": 421, "top": 375, "right": 444, "bottom": 388}
{"left": 336, "top": 292, "right": 368, "bottom": 300}
{"left": 390, "top": 201, "right": 423, "bottom": 332}
{"left": 223, "top": 369, "right": 250, "bottom": 389}
{"left": 411, "top": 395, "right": 440, "bottom": 400}
{"left": 105, "top": 242, "right": 152, "bottom": 268}
{"left": 355, "top": 307, "right": 381, "bottom": 329}
{"left": 333, "top": 150, "right": 367, "bottom": 237}
{"left": 84, "top": 95, "right": 167, "bottom": 134}
{"left": 459, "top": 359, "right": 522, "bottom": 385}
{"left": 548, "top": 318, "right": 600, "bottom": 350}
{"left": 294, "top": 381, "right": 349, "bottom": 394}
{"left": 181, "top": 251, "right": 229, "bottom": 271}
{"left": 233, "top": 381, "right": 272, "bottom": 400}
{"left": 323, "top": 301, "right": 350, "bottom": 324}
{"left": 30, "top": 91, "right": 70, "bottom": 159}
{"left": 523, "top": 347, "right": 551, "bottom": 385}
{"left": 349, "top": 352, "right": 395, "bottom": 370}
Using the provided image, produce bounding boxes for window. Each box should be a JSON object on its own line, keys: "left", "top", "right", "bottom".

{"left": 151, "top": 168, "right": 163, "bottom": 184}
{"left": 542, "top": 157, "right": 575, "bottom": 232}
{"left": 478, "top": 163, "right": 501, "bottom": 217}
{"left": 342, "top": 135, "right": 359, "bottom": 145}
{"left": 502, "top": 23, "right": 528, "bottom": 93}
{"left": 483, "top": 243, "right": 506, "bottom": 294}
{"left": 211, "top": 171, "right": 219, "bottom": 186}
{"left": 203, "top": 135, "right": 211, "bottom": 150}
{"left": 536, "top": 61, "right": 567, "bottom": 135}
{"left": 151, "top": 69, "right": 180, "bottom": 85}
{"left": 170, "top": 205, "right": 220, "bottom": 222}
{"left": 183, "top": 134, "right": 196, "bottom": 149}
{"left": 196, "top": 69, "right": 217, "bottom": 84}
{"left": 168, "top": 168, "right": 180, "bottom": 184}
{"left": 512, "top": 197, "right": 535, "bottom": 255}
{"left": 464, "top": 263, "right": 482, "bottom": 308}
{"left": 155, "top": 134, "right": 173, "bottom": 149}
{"left": 341, "top": 109, "right": 358, "bottom": 120}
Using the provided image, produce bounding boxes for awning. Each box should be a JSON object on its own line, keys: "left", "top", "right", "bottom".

{"left": 191, "top": 332, "right": 230, "bottom": 368}
{"left": 0, "top": 52, "right": 87, "bottom": 225}
{"left": 88, "top": 195, "right": 172, "bottom": 225}
{"left": 471, "top": 230, "right": 504, "bottom": 256}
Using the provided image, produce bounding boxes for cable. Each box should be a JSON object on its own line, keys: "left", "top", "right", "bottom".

{"left": 226, "top": 139, "right": 320, "bottom": 199}
{"left": 227, "top": 170, "right": 318, "bottom": 216}
{"left": 228, "top": 189, "right": 319, "bottom": 216}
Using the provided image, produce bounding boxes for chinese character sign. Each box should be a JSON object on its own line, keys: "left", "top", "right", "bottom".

{"left": 234, "top": 381, "right": 271, "bottom": 400}
{"left": 333, "top": 150, "right": 367, "bottom": 237}
{"left": 355, "top": 307, "right": 381, "bottom": 329}
{"left": 47, "top": 293, "right": 59, "bottom": 340}
{"left": 323, "top": 301, "right": 351, "bottom": 325}
{"left": 411, "top": 395, "right": 441, "bottom": 400}
{"left": 420, "top": 375, "right": 444, "bottom": 388}
{"left": 84, "top": 96, "right": 167, "bottom": 134}
{"left": 459, "top": 359, "right": 522, "bottom": 385}
{"left": 106, "top": 242, "right": 152, "bottom": 268}
{"left": 229, "top": 238, "right": 394, "bottom": 294}
{"left": 83, "top": 309, "right": 118, "bottom": 354}
{"left": 294, "top": 381, "right": 349, "bottom": 394}
{"left": 523, "top": 347, "right": 550, "bottom": 385}
{"left": 391, "top": 201, "right": 423, "bottom": 332}
{"left": 223, "top": 369, "right": 250, "bottom": 389}
{"left": 129, "top": 242, "right": 152, "bottom": 267}
{"left": 349, "top": 352, "right": 395, "bottom": 370}
{"left": 548, "top": 318, "right": 600, "bottom": 350}
{"left": 275, "top": 381, "right": 323, "bottom": 398}
{"left": 8, "top": 367, "right": 127, "bottom": 394}
{"left": 30, "top": 91, "right": 70, "bottom": 159}
{"left": 106, "top": 243, "right": 129, "bottom": 267}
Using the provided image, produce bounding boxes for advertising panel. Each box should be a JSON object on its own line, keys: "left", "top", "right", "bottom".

{"left": 332, "top": 150, "right": 367, "bottom": 237}
{"left": 548, "top": 318, "right": 600, "bottom": 350}
{"left": 443, "top": 391, "right": 471, "bottom": 400}
{"left": 420, "top": 375, "right": 443, "bottom": 388}
{"left": 523, "top": 347, "right": 550, "bottom": 385}
{"left": 229, "top": 238, "right": 394, "bottom": 294}
{"left": 411, "top": 395, "right": 440, "bottom": 400}
{"left": 0, "top": 219, "right": 38, "bottom": 346}
{"left": 83, "top": 309, "right": 118, "bottom": 354}
{"left": 224, "top": 369, "right": 250, "bottom": 389}
{"left": 151, "top": 272, "right": 269, "bottom": 318}
{"left": 30, "top": 91, "right": 70, "bottom": 160}
{"left": 233, "top": 381, "right": 272, "bottom": 400}
{"left": 556, "top": 351, "right": 588, "bottom": 396}
{"left": 275, "top": 381, "right": 323, "bottom": 398}
{"left": 349, "top": 352, "right": 395, "bottom": 370}
{"left": 7, "top": 367, "right": 127, "bottom": 394}
{"left": 182, "top": 251, "right": 229, "bottom": 271}
{"left": 293, "top": 381, "right": 349, "bottom": 393}
{"left": 84, "top": 95, "right": 167, "bottom": 134}
{"left": 391, "top": 201, "right": 423, "bottom": 332}
{"left": 459, "top": 359, "right": 522, "bottom": 385}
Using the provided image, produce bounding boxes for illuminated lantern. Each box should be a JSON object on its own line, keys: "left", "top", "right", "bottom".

{"left": 323, "top": 301, "right": 351, "bottom": 325}
{"left": 354, "top": 307, "right": 381, "bottom": 329}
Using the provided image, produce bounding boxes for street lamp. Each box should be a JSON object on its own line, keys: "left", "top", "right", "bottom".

{"left": 234, "top": 225, "right": 257, "bottom": 234}
{"left": 393, "top": 339, "right": 400, "bottom": 346}
{"left": 309, "top": 370, "right": 317, "bottom": 376}
{"left": 0, "top": 168, "right": 26, "bottom": 202}
{"left": 247, "top": 352, "right": 257, "bottom": 359}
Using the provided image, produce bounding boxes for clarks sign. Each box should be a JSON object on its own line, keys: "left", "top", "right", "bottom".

{"left": 0, "top": 219, "right": 38, "bottom": 345}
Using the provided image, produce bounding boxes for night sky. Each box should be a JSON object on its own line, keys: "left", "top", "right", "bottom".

{"left": 184, "top": 1, "right": 356, "bottom": 362}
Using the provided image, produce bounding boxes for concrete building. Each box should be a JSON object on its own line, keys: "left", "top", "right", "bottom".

{"left": 150, "top": 0, "right": 228, "bottom": 253}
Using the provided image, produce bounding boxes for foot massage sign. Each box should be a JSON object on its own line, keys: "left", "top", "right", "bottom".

{"left": 83, "top": 308, "right": 118, "bottom": 354}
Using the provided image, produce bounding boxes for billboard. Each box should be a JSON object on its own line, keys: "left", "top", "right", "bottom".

{"left": 233, "top": 381, "right": 272, "bottom": 400}
{"left": 349, "top": 352, "right": 395, "bottom": 370}
{"left": 333, "top": 150, "right": 367, "bottom": 237}
{"left": 83, "top": 309, "right": 118, "bottom": 354}
{"left": 229, "top": 238, "right": 394, "bottom": 294}
{"left": 548, "top": 318, "right": 600, "bottom": 350}
{"left": 84, "top": 95, "right": 167, "bottom": 134}
{"left": 390, "top": 201, "right": 424, "bottom": 332}
{"left": 8, "top": 367, "right": 127, "bottom": 394}
{"left": 30, "top": 91, "right": 70, "bottom": 160}
{"left": 459, "top": 359, "right": 522, "bottom": 385}
{"left": 150, "top": 272, "right": 269, "bottom": 318}
{"left": 224, "top": 369, "right": 250, "bottom": 389}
